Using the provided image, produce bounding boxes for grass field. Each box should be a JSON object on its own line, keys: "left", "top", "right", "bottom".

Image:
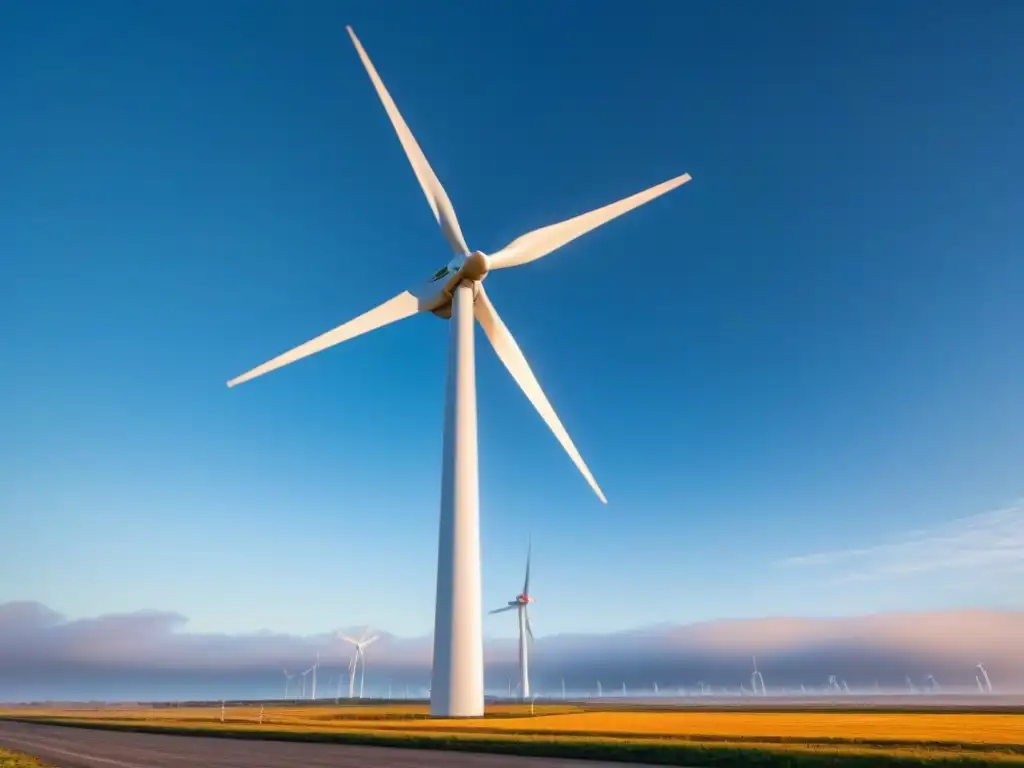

{"left": 0, "top": 748, "right": 50, "bottom": 768}
{"left": 3, "top": 703, "right": 1023, "bottom": 766}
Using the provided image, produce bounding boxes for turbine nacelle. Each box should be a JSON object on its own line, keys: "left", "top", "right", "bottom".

{"left": 510, "top": 593, "right": 534, "bottom": 606}
{"left": 439, "top": 251, "right": 490, "bottom": 296}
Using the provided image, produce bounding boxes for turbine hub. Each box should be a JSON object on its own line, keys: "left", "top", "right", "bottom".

{"left": 461, "top": 251, "right": 490, "bottom": 281}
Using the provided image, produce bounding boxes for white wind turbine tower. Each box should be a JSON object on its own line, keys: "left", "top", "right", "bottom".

{"left": 282, "top": 669, "right": 295, "bottom": 699}
{"left": 310, "top": 651, "right": 320, "bottom": 701}
{"left": 750, "top": 657, "right": 766, "bottom": 696}
{"left": 299, "top": 663, "right": 315, "bottom": 699}
{"left": 341, "top": 630, "right": 380, "bottom": 699}
{"left": 976, "top": 663, "right": 993, "bottom": 693}
{"left": 225, "top": 27, "right": 691, "bottom": 718}
{"left": 488, "top": 541, "right": 536, "bottom": 700}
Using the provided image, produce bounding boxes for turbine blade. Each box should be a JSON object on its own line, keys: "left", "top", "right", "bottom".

{"left": 346, "top": 26, "right": 469, "bottom": 257}
{"left": 523, "top": 537, "right": 531, "bottom": 596}
{"left": 227, "top": 289, "right": 422, "bottom": 388}
{"left": 488, "top": 172, "right": 691, "bottom": 270}
{"left": 488, "top": 605, "right": 516, "bottom": 615}
{"left": 474, "top": 284, "right": 606, "bottom": 503}
{"left": 525, "top": 609, "right": 534, "bottom": 642}
{"left": 363, "top": 635, "right": 380, "bottom": 647}
{"left": 341, "top": 635, "right": 359, "bottom": 645}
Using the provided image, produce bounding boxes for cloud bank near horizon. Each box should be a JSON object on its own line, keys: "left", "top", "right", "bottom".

{"left": 2, "top": 601, "right": 1021, "bottom": 694}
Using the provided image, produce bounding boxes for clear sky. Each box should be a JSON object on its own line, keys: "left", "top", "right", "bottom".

{"left": 2, "top": 0, "right": 1022, "bottom": 640}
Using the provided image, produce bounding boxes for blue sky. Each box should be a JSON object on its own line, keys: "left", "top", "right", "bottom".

{"left": 2, "top": 0, "right": 1022, "bottom": 639}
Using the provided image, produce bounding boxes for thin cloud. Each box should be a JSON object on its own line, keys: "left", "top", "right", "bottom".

{"left": 777, "top": 501, "right": 1024, "bottom": 583}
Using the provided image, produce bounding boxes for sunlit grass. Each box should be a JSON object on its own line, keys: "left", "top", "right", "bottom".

{"left": 0, "top": 748, "right": 50, "bottom": 768}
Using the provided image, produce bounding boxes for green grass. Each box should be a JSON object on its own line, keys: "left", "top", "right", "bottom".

{"left": 0, "top": 748, "right": 51, "bottom": 768}
{"left": 4, "top": 715, "right": 1023, "bottom": 767}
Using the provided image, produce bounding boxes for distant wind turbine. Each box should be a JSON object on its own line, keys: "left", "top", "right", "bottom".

{"left": 925, "top": 675, "right": 939, "bottom": 692}
{"left": 282, "top": 669, "right": 295, "bottom": 699}
{"left": 751, "top": 657, "right": 766, "bottom": 696}
{"left": 311, "top": 651, "right": 320, "bottom": 700}
{"left": 488, "top": 540, "right": 536, "bottom": 700}
{"left": 299, "top": 663, "right": 315, "bottom": 698}
{"left": 341, "top": 629, "right": 380, "bottom": 698}
{"left": 976, "top": 663, "right": 993, "bottom": 693}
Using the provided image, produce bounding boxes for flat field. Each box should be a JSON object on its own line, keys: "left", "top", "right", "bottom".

{"left": 3, "top": 703, "right": 1023, "bottom": 766}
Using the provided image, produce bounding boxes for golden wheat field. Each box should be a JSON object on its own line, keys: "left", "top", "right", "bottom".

{"left": 5, "top": 704, "right": 1022, "bottom": 747}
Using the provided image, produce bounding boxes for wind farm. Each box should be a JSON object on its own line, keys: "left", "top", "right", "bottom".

{"left": 3, "top": 1, "right": 1024, "bottom": 767}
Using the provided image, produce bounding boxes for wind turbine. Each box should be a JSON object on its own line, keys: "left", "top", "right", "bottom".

{"left": 750, "top": 657, "right": 766, "bottom": 696}
{"left": 488, "top": 541, "right": 535, "bottom": 700}
{"left": 976, "top": 663, "right": 993, "bottom": 692}
{"left": 299, "top": 663, "right": 315, "bottom": 699}
{"left": 282, "top": 669, "right": 295, "bottom": 700}
{"left": 341, "top": 630, "right": 380, "bottom": 699}
{"left": 310, "top": 651, "right": 320, "bottom": 701}
{"left": 224, "top": 26, "right": 692, "bottom": 718}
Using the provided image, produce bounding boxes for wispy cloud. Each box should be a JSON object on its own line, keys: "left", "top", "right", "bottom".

{"left": 777, "top": 501, "right": 1024, "bottom": 583}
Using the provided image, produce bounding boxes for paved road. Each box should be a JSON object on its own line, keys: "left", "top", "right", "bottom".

{"left": 0, "top": 721, "right": 647, "bottom": 768}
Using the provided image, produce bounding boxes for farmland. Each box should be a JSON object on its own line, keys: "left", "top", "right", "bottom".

{"left": 2, "top": 702, "right": 1022, "bottom": 766}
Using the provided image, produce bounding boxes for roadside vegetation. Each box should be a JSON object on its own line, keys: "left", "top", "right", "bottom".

{"left": 0, "top": 749, "right": 51, "bottom": 768}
